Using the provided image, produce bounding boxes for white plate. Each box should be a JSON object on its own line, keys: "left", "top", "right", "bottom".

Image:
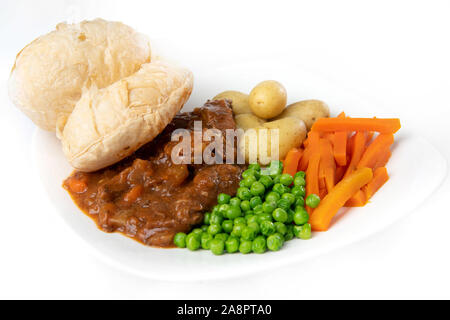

{"left": 33, "top": 59, "right": 447, "bottom": 281}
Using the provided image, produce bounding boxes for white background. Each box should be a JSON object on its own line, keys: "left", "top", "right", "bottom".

{"left": 1, "top": 0, "right": 449, "bottom": 299}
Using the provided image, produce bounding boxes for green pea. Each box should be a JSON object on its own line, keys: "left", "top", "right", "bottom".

{"left": 222, "top": 220, "right": 234, "bottom": 233}
{"left": 267, "top": 233, "right": 284, "bottom": 251}
{"left": 262, "top": 201, "right": 276, "bottom": 214}
{"left": 173, "top": 232, "right": 187, "bottom": 248}
{"left": 274, "top": 222, "right": 287, "bottom": 235}
{"left": 265, "top": 191, "right": 280, "bottom": 203}
{"left": 273, "top": 183, "right": 286, "bottom": 195}
{"left": 306, "top": 194, "right": 321, "bottom": 209}
{"left": 260, "top": 220, "right": 276, "bottom": 236}
{"left": 240, "top": 200, "right": 251, "bottom": 212}
{"left": 287, "top": 209, "right": 294, "bottom": 224}
{"left": 291, "top": 185, "right": 306, "bottom": 198}
{"left": 294, "top": 207, "right": 309, "bottom": 225}
{"left": 210, "top": 212, "right": 223, "bottom": 225}
{"left": 241, "top": 226, "right": 256, "bottom": 241}
{"left": 242, "top": 169, "right": 256, "bottom": 179}
{"left": 226, "top": 206, "right": 242, "bottom": 219}
{"left": 259, "top": 175, "right": 273, "bottom": 189}
{"left": 201, "top": 233, "right": 213, "bottom": 249}
{"left": 252, "top": 236, "right": 267, "bottom": 253}
{"left": 276, "top": 198, "right": 291, "bottom": 211}
{"left": 218, "top": 204, "right": 230, "bottom": 215}
{"left": 246, "top": 215, "right": 258, "bottom": 225}
{"left": 281, "top": 193, "right": 296, "bottom": 206}
{"left": 295, "top": 197, "right": 305, "bottom": 207}
{"left": 203, "top": 212, "right": 211, "bottom": 225}
{"left": 252, "top": 204, "right": 264, "bottom": 215}
{"left": 239, "top": 240, "right": 253, "bottom": 254}
{"left": 257, "top": 213, "right": 273, "bottom": 224}
{"left": 248, "top": 222, "right": 260, "bottom": 234}
{"left": 294, "top": 171, "right": 306, "bottom": 179}
{"left": 234, "top": 217, "right": 247, "bottom": 226}
{"left": 249, "top": 196, "right": 263, "bottom": 209}
{"left": 294, "top": 176, "right": 306, "bottom": 187}
{"left": 201, "top": 225, "right": 209, "bottom": 232}
{"left": 293, "top": 225, "right": 302, "bottom": 238}
{"left": 272, "top": 208, "right": 288, "bottom": 223}
{"left": 248, "top": 163, "right": 261, "bottom": 172}
{"left": 284, "top": 227, "right": 294, "bottom": 241}
{"left": 237, "top": 187, "right": 252, "bottom": 200}
{"left": 186, "top": 233, "right": 201, "bottom": 251}
{"left": 241, "top": 175, "right": 257, "bottom": 188}
{"left": 229, "top": 197, "right": 241, "bottom": 208}
{"left": 250, "top": 181, "right": 265, "bottom": 196}
{"left": 225, "top": 237, "right": 240, "bottom": 253}
{"left": 191, "top": 228, "right": 203, "bottom": 239}
{"left": 231, "top": 224, "right": 245, "bottom": 237}
{"left": 210, "top": 238, "right": 225, "bottom": 255}
{"left": 215, "top": 233, "right": 229, "bottom": 242}
{"left": 280, "top": 173, "right": 294, "bottom": 186}
{"left": 299, "top": 223, "right": 312, "bottom": 240}
{"left": 217, "top": 193, "right": 231, "bottom": 204}
{"left": 208, "top": 224, "right": 222, "bottom": 236}
{"left": 272, "top": 174, "right": 282, "bottom": 184}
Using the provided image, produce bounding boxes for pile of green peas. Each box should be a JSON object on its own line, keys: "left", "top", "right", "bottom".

{"left": 173, "top": 161, "right": 321, "bottom": 255}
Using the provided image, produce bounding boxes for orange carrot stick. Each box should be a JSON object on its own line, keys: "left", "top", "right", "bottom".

{"left": 335, "top": 165, "right": 346, "bottom": 182}
{"left": 318, "top": 138, "right": 336, "bottom": 192}
{"left": 306, "top": 153, "right": 321, "bottom": 215}
{"left": 345, "top": 189, "right": 367, "bottom": 207}
{"left": 283, "top": 148, "right": 303, "bottom": 177}
{"left": 298, "top": 146, "right": 311, "bottom": 171}
{"left": 373, "top": 148, "right": 392, "bottom": 170}
{"left": 310, "top": 167, "right": 373, "bottom": 231}
{"left": 363, "top": 167, "right": 389, "bottom": 200}
{"left": 333, "top": 131, "right": 347, "bottom": 166}
{"left": 344, "top": 131, "right": 367, "bottom": 178}
{"left": 311, "top": 118, "right": 401, "bottom": 134}
{"left": 358, "top": 134, "right": 394, "bottom": 169}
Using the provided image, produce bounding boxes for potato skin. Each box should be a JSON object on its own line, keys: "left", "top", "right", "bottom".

{"left": 234, "top": 114, "right": 266, "bottom": 131}
{"left": 213, "top": 90, "right": 251, "bottom": 115}
{"left": 249, "top": 80, "right": 287, "bottom": 119}
{"left": 273, "top": 99, "right": 330, "bottom": 131}
{"left": 239, "top": 117, "right": 306, "bottom": 165}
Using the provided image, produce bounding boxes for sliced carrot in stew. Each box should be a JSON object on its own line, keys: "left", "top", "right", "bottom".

{"left": 67, "top": 178, "right": 88, "bottom": 194}
{"left": 124, "top": 185, "right": 143, "bottom": 203}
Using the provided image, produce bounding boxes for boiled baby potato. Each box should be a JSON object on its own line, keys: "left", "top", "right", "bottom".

{"left": 213, "top": 90, "right": 251, "bottom": 115}
{"left": 273, "top": 99, "right": 330, "bottom": 131}
{"left": 239, "top": 117, "right": 306, "bottom": 165}
{"left": 234, "top": 113, "right": 266, "bottom": 131}
{"left": 249, "top": 80, "right": 287, "bottom": 119}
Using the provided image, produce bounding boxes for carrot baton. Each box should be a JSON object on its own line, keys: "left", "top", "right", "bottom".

{"left": 311, "top": 118, "right": 401, "bottom": 134}
{"left": 310, "top": 167, "right": 373, "bottom": 231}
{"left": 344, "top": 131, "right": 367, "bottom": 178}
{"left": 373, "top": 148, "right": 392, "bottom": 171}
{"left": 363, "top": 167, "right": 389, "bottom": 200}
{"left": 305, "top": 132, "right": 321, "bottom": 214}
{"left": 333, "top": 131, "right": 347, "bottom": 166}
{"left": 357, "top": 134, "right": 394, "bottom": 169}
{"left": 318, "top": 138, "right": 336, "bottom": 193}
{"left": 283, "top": 148, "right": 303, "bottom": 177}
{"left": 345, "top": 189, "right": 367, "bottom": 207}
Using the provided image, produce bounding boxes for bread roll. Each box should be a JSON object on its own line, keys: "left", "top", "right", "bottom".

{"left": 60, "top": 60, "right": 193, "bottom": 172}
{"left": 8, "top": 19, "right": 151, "bottom": 131}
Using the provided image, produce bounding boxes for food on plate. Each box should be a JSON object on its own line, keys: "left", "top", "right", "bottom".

{"left": 8, "top": 19, "right": 151, "bottom": 131}
{"left": 273, "top": 99, "right": 330, "bottom": 131}
{"left": 239, "top": 117, "right": 306, "bottom": 165}
{"left": 60, "top": 60, "right": 193, "bottom": 172}
{"left": 280, "top": 112, "right": 401, "bottom": 232}
{"left": 234, "top": 113, "right": 266, "bottom": 131}
{"left": 309, "top": 167, "right": 373, "bottom": 231}
{"left": 64, "top": 100, "right": 243, "bottom": 247}
{"left": 249, "top": 80, "right": 287, "bottom": 119}
{"left": 174, "top": 160, "right": 317, "bottom": 254}
{"left": 213, "top": 90, "right": 251, "bottom": 115}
